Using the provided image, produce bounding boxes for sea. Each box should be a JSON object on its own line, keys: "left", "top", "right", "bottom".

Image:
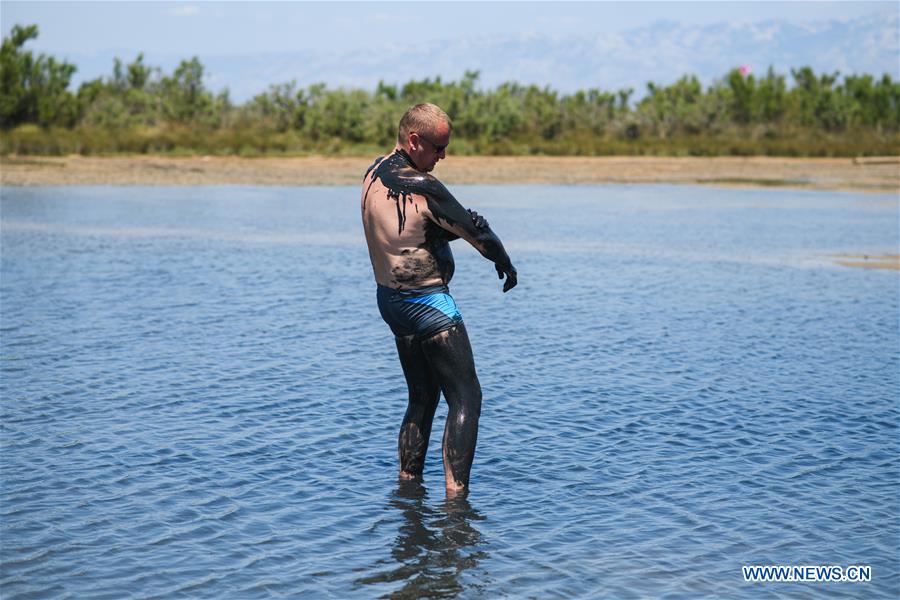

{"left": 2, "top": 184, "right": 898, "bottom": 598}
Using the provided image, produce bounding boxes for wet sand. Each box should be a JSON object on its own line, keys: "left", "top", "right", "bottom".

{"left": 1, "top": 154, "right": 898, "bottom": 193}
{"left": 833, "top": 255, "right": 900, "bottom": 271}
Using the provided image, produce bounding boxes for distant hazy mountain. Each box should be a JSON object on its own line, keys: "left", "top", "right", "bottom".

{"left": 62, "top": 10, "right": 899, "bottom": 102}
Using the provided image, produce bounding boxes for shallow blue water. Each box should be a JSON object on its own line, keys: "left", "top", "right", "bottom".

{"left": 1, "top": 184, "right": 898, "bottom": 598}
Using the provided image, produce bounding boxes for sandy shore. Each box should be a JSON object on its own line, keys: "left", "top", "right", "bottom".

{"left": 832, "top": 255, "right": 900, "bottom": 270}
{"left": 1, "top": 154, "right": 898, "bottom": 193}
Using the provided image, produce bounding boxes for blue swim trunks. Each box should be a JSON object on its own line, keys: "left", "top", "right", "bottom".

{"left": 377, "top": 284, "right": 464, "bottom": 339}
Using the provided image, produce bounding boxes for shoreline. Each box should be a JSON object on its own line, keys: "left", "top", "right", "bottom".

{"left": 1, "top": 154, "right": 898, "bottom": 192}
{"left": 832, "top": 254, "right": 900, "bottom": 271}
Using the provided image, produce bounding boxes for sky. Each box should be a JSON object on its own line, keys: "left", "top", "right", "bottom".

{"left": 2, "top": 1, "right": 893, "bottom": 56}
{"left": 1, "top": 1, "right": 896, "bottom": 100}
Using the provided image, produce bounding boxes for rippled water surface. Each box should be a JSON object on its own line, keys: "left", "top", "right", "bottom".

{"left": 2, "top": 184, "right": 898, "bottom": 598}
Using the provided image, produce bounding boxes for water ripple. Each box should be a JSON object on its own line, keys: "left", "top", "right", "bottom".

{"left": 1, "top": 185, "right": 897, "bottom": 598}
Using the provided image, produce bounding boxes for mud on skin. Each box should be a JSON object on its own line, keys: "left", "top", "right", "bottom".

{"left": 365, "top": 149, "right": 508, "bottom": 287}
{"left": 391, "top": 250, "right": 441, "bottom": 286}
{"left": 393, "top": 322, "right": 482, "bottom": 488}
{"left": 420, "top": 324, "right": 482, "bottom": 489}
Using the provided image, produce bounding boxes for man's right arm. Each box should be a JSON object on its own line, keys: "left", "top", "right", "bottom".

{"left": 423, "top": 191, "right": 517, "bottom": 292}
{"left": 467, "top": 210, "right": 518, "bottom": 292}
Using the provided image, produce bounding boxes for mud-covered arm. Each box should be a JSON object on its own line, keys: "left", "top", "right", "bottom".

{"left": 423, "top": 183, "right": 518, "bottom": 292}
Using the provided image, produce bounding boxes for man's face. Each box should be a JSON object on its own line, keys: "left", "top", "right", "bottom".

{"left": 408, "top": 122, "right": 450, "bottom": 172}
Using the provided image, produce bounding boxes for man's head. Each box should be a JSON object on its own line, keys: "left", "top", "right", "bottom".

{"left": 398, "top": 103, "right": 452, "bottom": 172}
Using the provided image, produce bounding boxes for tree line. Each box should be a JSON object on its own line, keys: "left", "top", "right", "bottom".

{"left": 2, "top": 24, "right": 898, "bottom": 156}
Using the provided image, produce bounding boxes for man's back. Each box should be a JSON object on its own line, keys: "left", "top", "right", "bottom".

{"left": 361, "top": 150, "right": 456, "bottom": 289}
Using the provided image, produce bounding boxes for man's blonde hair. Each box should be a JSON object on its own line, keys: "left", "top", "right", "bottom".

{"left": 398, "top": 103, "right": 452, "bottom": 145}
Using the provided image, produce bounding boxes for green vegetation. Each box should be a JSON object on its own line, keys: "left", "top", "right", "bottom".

{"left": 1, "top": 24, "right": 898, "bottom": 157}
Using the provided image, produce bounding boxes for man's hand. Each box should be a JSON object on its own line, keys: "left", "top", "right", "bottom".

{"left": 496, "top": 263, "right": 518, "bottom": 293}
{"left": 468, "top": 208, "right": 489, "bottom": 230}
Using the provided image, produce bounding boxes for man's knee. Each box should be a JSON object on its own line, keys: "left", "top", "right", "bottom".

{"left": 407, "top": 382, "right": 439, "bottom": 406}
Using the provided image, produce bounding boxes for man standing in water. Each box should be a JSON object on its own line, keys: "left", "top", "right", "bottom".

{"left": 361, "top": 103, "right": 517, "bottom": 494}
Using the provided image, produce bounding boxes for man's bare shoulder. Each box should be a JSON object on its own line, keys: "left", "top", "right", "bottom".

{"left": 364, "top": 155, "right": 387, "bottom": 182}
{"left": 364, "top": 151, "right": 450, "bottom": 199}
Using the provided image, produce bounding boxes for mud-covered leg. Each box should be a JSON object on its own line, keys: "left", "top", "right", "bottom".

{"left": 421, "top": 324, "right": 482, "bottom": 493}
{"left": 395, "top": 334, "right": 441, "bottom": 479}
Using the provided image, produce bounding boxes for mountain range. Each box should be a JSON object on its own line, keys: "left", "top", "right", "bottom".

{"left": 61, "top": 10, "right": 899, "bottom": 102}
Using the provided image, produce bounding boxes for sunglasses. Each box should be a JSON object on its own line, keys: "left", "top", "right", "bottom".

{"left": 417, "top": 134, "right": 448, "bottom": 154}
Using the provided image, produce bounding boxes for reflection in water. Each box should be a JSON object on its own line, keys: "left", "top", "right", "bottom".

{"left": 357, "top": 480, "right": 488, "bottom": 597}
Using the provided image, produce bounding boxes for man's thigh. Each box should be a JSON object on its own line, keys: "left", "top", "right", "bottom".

{"left": 420, "top": 324, "right": 479, "bottom": 390}
{"left": 395, "top": 334, "right": 439, "bottom": 397}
